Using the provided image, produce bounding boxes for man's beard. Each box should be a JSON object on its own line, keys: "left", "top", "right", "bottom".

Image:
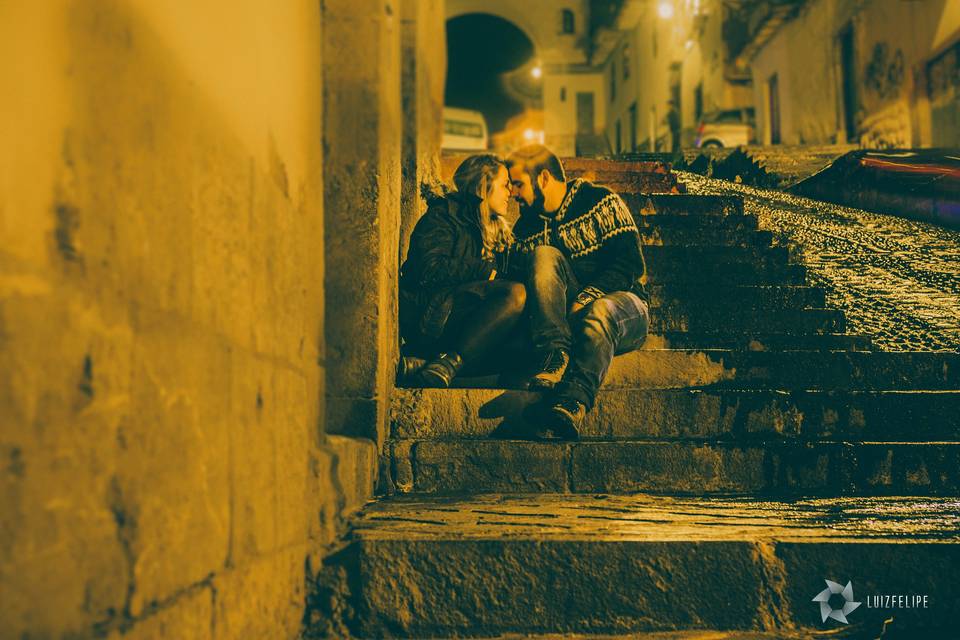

{"left": 519, "top": 181, "right": 547, "bottom": 217}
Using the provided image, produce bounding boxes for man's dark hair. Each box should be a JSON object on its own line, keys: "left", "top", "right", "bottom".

{"left": 506, "top": 144, "right": 566, "bottom": 184}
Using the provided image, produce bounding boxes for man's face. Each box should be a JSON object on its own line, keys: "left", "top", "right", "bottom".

{"left": 509, "top": 165, "right": 545, "bottom": 215}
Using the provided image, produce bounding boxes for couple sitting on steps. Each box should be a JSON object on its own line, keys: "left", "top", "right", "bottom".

{"left": 399, "top": 145, "right": 650, "bottom": 440}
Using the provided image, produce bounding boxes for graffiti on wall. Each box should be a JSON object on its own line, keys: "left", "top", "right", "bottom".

{"left": 859, "top": 100, "right": 911, "bottom": 149}
{"left": 864, "top": 42, "right": 905, "bottom": 100}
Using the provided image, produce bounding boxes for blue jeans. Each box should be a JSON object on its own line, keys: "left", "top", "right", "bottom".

{"left": 527, "top": 245, "right": 649, "bottom": 409}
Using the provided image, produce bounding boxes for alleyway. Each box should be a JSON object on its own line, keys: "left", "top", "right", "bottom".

{"left": 681, "top": 171, "right": 960, "bottom": 351}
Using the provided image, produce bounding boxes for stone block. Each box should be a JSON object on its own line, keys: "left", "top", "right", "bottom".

{"left": 571, "top": 442, "right": 767, "bottom": 493}
{"left": 622, "top": 193, "right": 745, "bottom": 216}
{"left": 777, "top": 543, "right": 960, "bottom": 635}
{"left": 388, "top": 440, "right": 960, "bottom": 496}
{"left": 111, "top": 587, "right": 213, "bottom": 640}
{"left": 345, "top": 494, "right": 960, "bottom": 637}
{"left": 411, "top": 441, "right": 568, "bottom": 494}
{"left": 326, "top": 435, "right": 378, "bottom": 516}
{"left": 119, "top": 327, "right": 232, "bottom": 616}
{"left": 325, "top": 396, "right": 386, "bottom": 445}
{"left": 353, "top": 538, "right": 765, "bottom": 637}
{"left": 391, "top": 388, "right": 960, "bottom": 441}
{"left": 212, "top": 548, "right": 306, "bottom": 640}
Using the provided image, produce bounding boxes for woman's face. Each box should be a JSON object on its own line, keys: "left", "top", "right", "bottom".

{"left": 484, "top": 165, "right": 511, "bottom": 217}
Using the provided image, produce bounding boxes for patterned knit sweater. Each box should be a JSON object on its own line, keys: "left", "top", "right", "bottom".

{"left": 511, "top": 178, "right": 648, "bottom": 304}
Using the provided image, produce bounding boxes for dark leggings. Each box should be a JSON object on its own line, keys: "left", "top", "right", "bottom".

{"left": 438, "top": 280, "right": 527, "bottom": 363}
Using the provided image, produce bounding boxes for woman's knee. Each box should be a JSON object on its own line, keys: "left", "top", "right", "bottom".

{"left": 490, "top": 280, "right": 526, "bottom": 315}
{"left": 505, "top": 281, "right": 526, "bottom": 313}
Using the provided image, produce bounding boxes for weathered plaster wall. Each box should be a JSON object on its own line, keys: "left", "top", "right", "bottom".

{"left": 751, "top": 0, "right": 958, "bottom": 146}
{"left": 544, "top": 72, "right": 607, "bottom": 156}
{"left": 0, "top": 2, "right": 378, "bottom": 638}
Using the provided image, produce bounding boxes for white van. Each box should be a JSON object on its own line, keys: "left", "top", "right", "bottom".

{"left": 442, "top": 107, "right": 489, "bottom": 151}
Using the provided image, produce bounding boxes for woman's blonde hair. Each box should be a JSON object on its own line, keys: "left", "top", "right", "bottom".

{"left": 452, "top": 154, "right": 514, "bottom": 260}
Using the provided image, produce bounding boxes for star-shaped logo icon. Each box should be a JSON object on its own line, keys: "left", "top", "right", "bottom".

{"left": 812, "top": 579, "right": 862, "bottom": 624}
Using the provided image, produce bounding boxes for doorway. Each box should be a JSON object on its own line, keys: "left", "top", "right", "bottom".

{"left": 839, "top": 23, "right": 858, "bottom": 142}
{"left": 768, "top": 73, "right": 781, "bottom": 144}
{"left": 576, "top": 92, "right": 595, "bottom": 135}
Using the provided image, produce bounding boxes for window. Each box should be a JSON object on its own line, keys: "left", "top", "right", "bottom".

{"left": 560, "top": 87, "right": 567, "bottom": 102}
{"left": 561, "top": 9, "right": 575, "bottom": 34}
{"left": 610, "top": 63, "right": 617, "bottom": 101}
{"left": 615, "top": 120, "right": 622, "bottom": 154}
{"left": 622, "top": 45, "right": 631, "bottom": 80}
{"left": 443, "top": 120, "right": 484, "bottom": 138}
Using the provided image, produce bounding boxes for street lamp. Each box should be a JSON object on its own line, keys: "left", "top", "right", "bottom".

{"left": 657, "top": 1, "right": 674, "bottom": 19}
{"left": 531, "top": 65, "right": 543, "bottom": 79}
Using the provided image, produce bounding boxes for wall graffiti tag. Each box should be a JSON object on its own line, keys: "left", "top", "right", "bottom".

{"left": 864, "top": 42, "right": 905, "bottom": 99}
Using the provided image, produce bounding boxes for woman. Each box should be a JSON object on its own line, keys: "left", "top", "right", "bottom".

{"left": 399, "top": 154, "right": 526, "bottom": 387}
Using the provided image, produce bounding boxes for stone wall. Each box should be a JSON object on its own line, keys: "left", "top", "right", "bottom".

{"left": 0, "top": 1, "right": 420, "bottom": 637}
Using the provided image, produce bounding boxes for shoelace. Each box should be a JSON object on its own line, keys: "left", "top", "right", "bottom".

{"left": 540, "top": 351, "right": 567, "bottom": 374}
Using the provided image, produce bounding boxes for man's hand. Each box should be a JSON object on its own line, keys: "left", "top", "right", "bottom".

{"left": 571, "top": 286, "right": 605, "bottom": 314}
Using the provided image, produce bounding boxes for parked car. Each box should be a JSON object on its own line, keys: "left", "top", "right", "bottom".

{"left": 441, "top": 107, "right": 489, "bottom": 151}
{"left": 695, "top": 108, "right": 756, "bottom": 148}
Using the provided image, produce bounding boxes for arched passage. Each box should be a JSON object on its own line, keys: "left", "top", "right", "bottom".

{"left": 445, "top": 13, "right": 536, "bottom": 134}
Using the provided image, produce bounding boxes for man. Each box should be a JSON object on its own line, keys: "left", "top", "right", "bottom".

{"left": 507, "top": 145, "right": 650, "bottom": 440}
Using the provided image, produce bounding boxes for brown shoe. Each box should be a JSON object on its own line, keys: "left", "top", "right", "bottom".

{"left": 528, "top": 349, "right": 570, "bottom": 391}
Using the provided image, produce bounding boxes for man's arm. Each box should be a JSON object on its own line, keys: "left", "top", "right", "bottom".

{"left": 574, "top": 194, "right": 646, "bottom": 306}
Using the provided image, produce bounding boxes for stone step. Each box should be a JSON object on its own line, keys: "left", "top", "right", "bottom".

{"left": 385, "top": 440, "right": 960, "bottom": 496}
{"left": 624, "top": 194, "right": 744, "bottom": 217}
{"left": 643, "top": 245, "right": 803, "bottom": 285}
{"left": 647, "top": 284, "right": 826, "bottom": 309}
{"left": 341, "top": 494, "right": 959, "bottom": 638}
{"left": 564, "top": 167, "right": 678, "bottom": 191}
{"left": 650, "top": 307, "right": 844, "bottom": 334}
{"left": 640, "top": 221, "right": 772, "bottom": 248}
{"left": 563, "top": 158, "right": 674, "bottom": 175}
{"left": 390, "top": 388, "right": 960, "bottom": 441}
{"left": 426, "top": 350, "right": 959, "bottom": 392}
{"left": 644, "top": 245, "right": 791, "bottom": 266}
{"left": 639, "top": 212, "right": 758, "bottom": 231}
{"left": 646, "top": 261, "right": 806, "bottom": 285}
{"left": 642, "top": 331, "right": 872, "bottom": 352}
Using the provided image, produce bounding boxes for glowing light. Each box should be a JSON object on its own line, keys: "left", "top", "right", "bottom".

{"left": 531, "top": 66, "right": 543, "bottom": 79}
{"left": 658, "top": 1, "right": 674, "bottom": 19}
{"left": 523, "top": 129, "right": 545, "bottom": 143}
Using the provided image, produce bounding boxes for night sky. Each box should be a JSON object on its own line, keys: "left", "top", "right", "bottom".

{"left": 445, "top": 13, "right": 535, "bottom": 134}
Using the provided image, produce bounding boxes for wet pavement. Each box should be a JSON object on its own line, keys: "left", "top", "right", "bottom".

{"left": 354, "top": 493, "right": 960, "bottom": 541}
{"left": 678, "top": 171, "right": 960, "bottom": 351}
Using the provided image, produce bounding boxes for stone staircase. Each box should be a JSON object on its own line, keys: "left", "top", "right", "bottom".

{"left": 312, "top": 160, "right": 960, "bottom": 638}
{"left": 678, "top": 145, "right": 859, "bottom": 189}
{"left": 743, "top": 145, "right": 860, "bottom": 188}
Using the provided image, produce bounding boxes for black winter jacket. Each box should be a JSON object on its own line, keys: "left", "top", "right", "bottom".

{"left": 399, "top": 193, "right": 513, "bottom": 340}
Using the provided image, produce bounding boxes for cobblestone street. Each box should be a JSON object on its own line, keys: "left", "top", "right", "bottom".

{"left": 680, "top": 171, "right": 960, "bottom": 351}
